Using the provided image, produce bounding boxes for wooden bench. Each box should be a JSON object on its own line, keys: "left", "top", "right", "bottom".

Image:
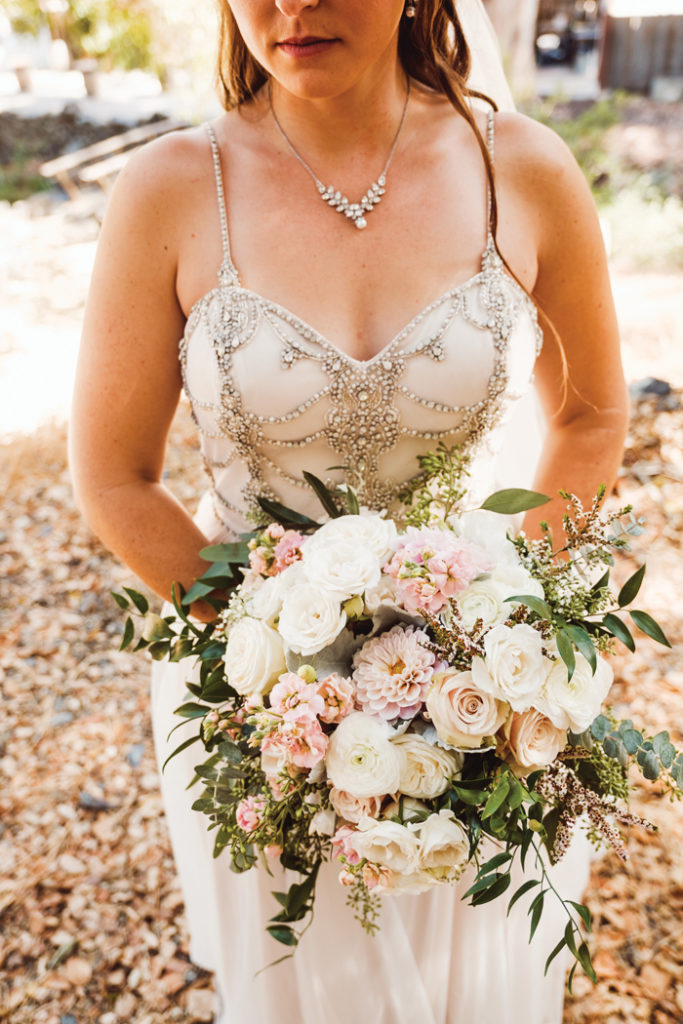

{"left": 40, "top": 117, "right": 186, "bottom": 199}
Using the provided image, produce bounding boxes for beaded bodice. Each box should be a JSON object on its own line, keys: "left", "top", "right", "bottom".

{"left": 180, "top": 113, "right": 543, "bottom": 541}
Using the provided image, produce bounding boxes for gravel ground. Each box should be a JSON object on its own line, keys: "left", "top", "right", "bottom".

{"left": 1, "top": 180, "right": 682, "bottom": 1023}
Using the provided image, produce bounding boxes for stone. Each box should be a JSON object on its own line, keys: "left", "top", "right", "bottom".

{"left": 184, "top": 987, "right": 216, "bottom": 1021}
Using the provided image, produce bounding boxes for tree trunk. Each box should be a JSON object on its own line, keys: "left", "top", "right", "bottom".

{"left": 484, "top": 0, "right": 541, "bottom": 96}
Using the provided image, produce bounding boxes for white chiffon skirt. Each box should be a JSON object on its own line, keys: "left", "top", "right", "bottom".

{"left": 151, "top": 646, "right": 592, "bottom": 1024}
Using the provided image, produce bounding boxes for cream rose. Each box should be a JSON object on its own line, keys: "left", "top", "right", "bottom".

{"left": 472, "top": 623, "right": 549, "bottom": 711}
{"left": 247, "top": 561, "right": 306, "bottom": 623}
{"left": 302, "top": 537, "right": 380, "bottom": 600}
{"left": 277, "top": 583, "right": 347, "bottom": 656}
{"left": 505, "top": 708, "right": 567, "bottom": 773}
{"left": 309, "top": 808, "right": 337, "bottom": 836}
{"left": 391, "top": 732, "right": 463, "bottom": 799}
{"left": 224, "top": 617, "right": 287, "bottom": 697}
{"left": 325, "top": 712, "right": 402, "bottom": 798}
{"left": 329, "top": 788, "right": 383, "bottom": 824}
{"left": 450, "top": 509, "right": 518, "bottom": 566}
{"left": 350, "top": 817, "right": 421, "bottom": 873}
{"left": 535, "top": 652, "right": 613, "bottom": 733}
{"left": 417, "top": 809, "right": 469, "bottom": 877}
{"left": 307, "top": 513, "right": 398, "bottom": 564}
{"left": 426, "top": 669, "right": 508, "bottom": 749}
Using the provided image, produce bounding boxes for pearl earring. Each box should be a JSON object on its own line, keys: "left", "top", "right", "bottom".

{"left": 405, "top": 2, "right": 417, "bottom": 17}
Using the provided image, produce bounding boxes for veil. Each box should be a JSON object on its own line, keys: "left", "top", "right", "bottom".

{"left": 456, "top": 0, "right": 516, "bottom": 112}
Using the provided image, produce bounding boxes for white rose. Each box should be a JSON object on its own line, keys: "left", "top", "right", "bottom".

{"left": 505, "top": 708, "right": 566, "bottom": 773}
{"left": 456, "top": 567, "right": 545, "bottom": 631}
{"left": 417, "top": 809, "right": 469, "bottom": 877}
{"left": 307, "top": 514, "right": 398, "bottom": 564}
{"left": 350, "top": 817, "right": 421, "bottom": 873}
{"left": 364, "top": 575, "right": 401, "bottom": 615}
{"left": 391, "top": 733, "right": 462, "bottom": 799}
{"left": 491, "top": 564, "right": 545, "bottom": 600}
{"left": 426, "top": 669, "right": 508, "bottom": 749}
{"left": 329, "top": 788, "right": 383, "bottom": 824}
{"left": 277, "top": 583, "right": 347, "bottom": 656}
{"left": 302, "top": 537, "right": 380, "bottom": 600}
{"left": 224, "top": 617, "right": 287, "bottom": 697}
{"left": 450, "top": 509, "right": 518, "bottom": 566}
{"left": 246, "top": 562, "right": 306, "bottom": 623}
{"left": 536, "top": 653, "right": 613, "bottom": 733}
{"left": 472, "top": 623, "right": 549, "bottom": 711}
{"left": 309, "top": 808, "right": 338, "bottom": 836}
{"left": 325, "top": 712, "right": 402, "bottom": 798}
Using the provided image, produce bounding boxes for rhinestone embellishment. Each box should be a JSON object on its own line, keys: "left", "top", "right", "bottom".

{"left": 317, "top": 176, "right": 386, "bottom": 229}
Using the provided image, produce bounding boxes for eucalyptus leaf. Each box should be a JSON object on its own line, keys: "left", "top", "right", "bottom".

{"left": 637, "top": 748, "right": 661, "bottom": 781}
{"left": 621, "top": 728, "right": 643, "bottom": 755}
{"left": 480, "top": 488, "right": 550, "bottom": 515}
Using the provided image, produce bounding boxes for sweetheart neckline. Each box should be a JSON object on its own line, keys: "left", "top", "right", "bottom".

{"left": 183, "top": 261, "right": 536, "bottom": 369}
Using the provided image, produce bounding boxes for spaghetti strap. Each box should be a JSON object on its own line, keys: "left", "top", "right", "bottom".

{"left": 485, "top": 107, "right": 496, "bottom": 249}
{"left": 204, "top": 123, "right": 241, "bottom": 287}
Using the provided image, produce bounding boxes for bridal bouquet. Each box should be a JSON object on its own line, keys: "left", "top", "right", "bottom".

{"left": 114, "top": 447, "right": 680, "bottom": 985}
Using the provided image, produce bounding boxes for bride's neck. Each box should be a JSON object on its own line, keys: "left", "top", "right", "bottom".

{"left": 267, "top": 58, "right": 410, "bottom": 167}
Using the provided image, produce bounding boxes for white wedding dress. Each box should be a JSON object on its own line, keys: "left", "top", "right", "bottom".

{"left": 150, "top": 112, "right": 591, "bottom": 1024}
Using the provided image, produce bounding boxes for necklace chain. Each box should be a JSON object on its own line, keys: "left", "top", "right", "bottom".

{"left": 269, "top": 81, "right": 411, "bottom": 230}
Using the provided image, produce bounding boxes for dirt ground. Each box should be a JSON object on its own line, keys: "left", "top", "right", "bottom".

{"left": 1, "top": 160, "right": 683, "bottom": 1021}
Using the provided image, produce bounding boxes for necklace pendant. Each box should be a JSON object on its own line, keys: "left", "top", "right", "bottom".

{"left": 320, "top": 180, "right": 384, "bottom": 229}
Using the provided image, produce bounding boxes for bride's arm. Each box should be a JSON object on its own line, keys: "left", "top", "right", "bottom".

{"left": 69, "top": 135, "right": 218, "bottom": 620}
{"left": 496, "top": 113, "right": 629, "bottom": 543}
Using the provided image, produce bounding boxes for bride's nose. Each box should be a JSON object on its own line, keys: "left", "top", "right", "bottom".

{"left": 275, "top": 0, "right": 320, "bottom": 15}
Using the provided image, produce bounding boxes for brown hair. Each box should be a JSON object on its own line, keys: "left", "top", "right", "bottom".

{"left": 215, "top": 0, "right": 502, "bottom": 240}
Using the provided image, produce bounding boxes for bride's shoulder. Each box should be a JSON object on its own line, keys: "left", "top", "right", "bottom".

{"left": 490, "top": 109, "right": 587, "bottom": 200}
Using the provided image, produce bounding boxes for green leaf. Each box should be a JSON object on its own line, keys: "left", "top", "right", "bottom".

{"left": 556, "top": 629, "right": 576, "bottom": 682}
{"left": 257, "top": 496, "right": 319, "bottom": 529}
{"left": 568, "top": 900, "right": 592, "bottom": 932}
{"left": 266, "top": 925, "right": 299, "bottom": 947}
{"left": 566, "top": 961, "right": 578, "bottom": 995}
{"left": 618, "top": 564, "right": 646, "bottom": 607}
{"left": 659, "top": 742, "right": 676, "bottom": 770}
{"left": 200, "top": 542, "right": 250, "bottom": 564}
{"left": 123, "top": 587, "right": 149, "bottom": 614}
{"left": 620, "top": 728, "right": 643, "bottom": 755}
{"left": 603, "top": 613, "right": 635, "bottom": 652}
{"left": 591, "top": 569, "right": 610, "bottom": 594}
{"left": 480, "top": 489, "right": 551, "bottom": 515}
{"left": 345, "top": 488, "right": 360, "bottom": 515}
{"left": 471, "top": 873, "right": 511, "bottom": 905}
{"left": 504, "top": 594, "right": 553, "bottom": 620}
{"left": 181, "top": 580, "right": 217, "bottom": 606}
{"left": 477, "top": 851, "right": 513, "bottom": 876}
{"left": 507, "top": 878, "right": 541, "bottom": 916}
{"left": 47, "top": 937, "right": 78, "bottom": 970}
{"left": 111, "top": 590, "right": 130, "bottom": 610}
{"left": 482, "top": 776, "right": 511, "bottom": 820}
{"left": 544, "top": 936, "right": 567, "bottom": 975}
{"left": 590, "top": 715, "right": 611, "bottom": 741}
{"left": 672, "top": 755, "right": 683, "bottom": 788}
{"left": 218, "top": 740, "right": 243, "bottom": 764}
{"left": 161, "top": 733, "right": 201, "bottom": 773}
{"left": 302, "top": 471, "right": 343, "bottom": 519}
{"left": 453, "top": 786, "right": 489, "bottom": 805}
{"left": 564, "top": 921, "right": 579, "bottom": 958}
{"left": 508, "top": 778, "right": 525, "bottom": 810}
{"left": 637, "top": 748, "right": 661, "bottom": 781}
{"left": 578, "top": 941, "right": 597, "bottom": 983}
{"left": 173, "top": 701, "right": 209, "bottom": 720}
{"left": 629, "top": 610, "right": 671, "bottom": 648}
{"left": 563, "top": 625, "right": 597, "bottom": 674}
{"left": 464, "top": 873, "right": 500, "bottom": 898}
{"left": 120, "top": 617, "right": 135, "bottom": 651}
{"left": 529, "top": 891, "right": 545, "bottom": 941}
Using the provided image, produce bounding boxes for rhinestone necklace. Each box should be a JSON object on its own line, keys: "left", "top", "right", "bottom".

{"left": 269, "top": 81, "right": 411, "bottom": 230}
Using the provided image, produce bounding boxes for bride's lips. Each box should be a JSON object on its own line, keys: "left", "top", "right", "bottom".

{"left": 277, "top": 36, "right": 339, "bottom": 58}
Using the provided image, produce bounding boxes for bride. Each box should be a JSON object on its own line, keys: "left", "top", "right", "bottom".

{"left": 70, "top": 1, "right": 629, "bottom": 1021}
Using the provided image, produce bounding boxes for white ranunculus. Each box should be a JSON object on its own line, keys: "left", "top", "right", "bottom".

{"left": 426, "top": 669, "right": 508, "bottom": 749}
{"left": 329, "top": 788, "right": 383, "bottom": 824}
{"left": 302, "top": 537, "right": 380, "bottom": 600}
{"left": 309, "top": 808, "right": 338, "bottom": 836}
{"left": 505, "top": 708, "right": 567, "bottom": 773}
{"left": 536, "top": 653, "right": 613, "bottom": 733}
{"left": 224, "top": 617, "right": 287, "bottom": 697}
{"left": 325, "top": 712, "right": 402, "bottom": 798}
{"left": 350, "top": 817, "right": 421, "bottom": 873}
{"left": 472, "top": 623, "right": 549, "bottom": 712}
{"left": 277, "top": 583, "right": 347, "bottom": 656}
{"left": 417, "top": 809, "right": 469, "bottom": 876}
{"left": 306, "top": 514, "right": 398, "bottom": 565}
{"left": 391, "top": 733, "right": 463, "bottom": 799}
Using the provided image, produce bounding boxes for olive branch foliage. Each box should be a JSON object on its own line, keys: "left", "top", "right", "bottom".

{"left": 112, "top": 451, "right": 678, "bottom": 985}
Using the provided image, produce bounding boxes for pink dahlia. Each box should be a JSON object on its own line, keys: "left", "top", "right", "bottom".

{"left": 352, "top": 624, "right": 436, "bottom": 720}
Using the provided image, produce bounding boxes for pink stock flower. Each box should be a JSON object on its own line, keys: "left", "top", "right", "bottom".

{"left": 384, "top": 525, "right": 489, "bottom": 615}
{"left": 269, "top": 673, "right": 326, "bottom": 721}
{"left": 332, "top": 825, "right": 361, "bottom": 866}
{"left": 362, "top": 862, "right": 392, "bottom": 890}
{"left": 266, "top": 523, "right": 286, "bottom": 540}
{"left": 352, "top": 624, "right": 437, "bottom": 720}
{"left": 248, "top": 547, "right": 270, "bottom": 576}
{"left": 235, "top": 794, "right": 267, "bottom": 834}
{"left": 273, "top": 531, "right": 305, "bottom": 573}
{"left": 317, "top": 673, "right": 356, "bottom": 724}
{"left": 264, "top": 716, "right": 329, "bottom": 772}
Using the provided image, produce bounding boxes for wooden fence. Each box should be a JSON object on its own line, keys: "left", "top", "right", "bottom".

{"left": 599, "top": 13, "right": 683, "bottom": 91}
